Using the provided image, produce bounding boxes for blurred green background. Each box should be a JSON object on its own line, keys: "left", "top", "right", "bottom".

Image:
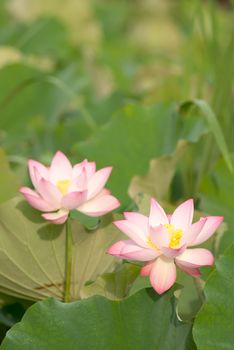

{"left": 0, "top": 0, "right": 234, "bottom": 342}
{"left": 1, "top": 0, "right": 234, "bottom": 224}
{"left": 0, "top": 0, "right": 234, "bottom": 236}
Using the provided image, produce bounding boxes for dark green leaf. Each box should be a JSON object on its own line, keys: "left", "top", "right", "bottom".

{"left": 76, "top": 103, "right": 175, "bottom": 207}
{"left": 199, "top": 158, "right": 234, "bottom": 253}
{"left": 1, "top": 288, "right": 195, "bottom": 350}
{"left": 179, "top": 99, "right": 233, "bottom": 172}
{"left": 14, "top": 17, "right": 69, "bottom": 59}
{"left": 81, "top": 262, "right": 140, "bottom": 300}
{"left": 193, "top": 244, "right": 234, "bottom": 350}
{"left": 70, "top": 210, "right": 100, "bottom": 230}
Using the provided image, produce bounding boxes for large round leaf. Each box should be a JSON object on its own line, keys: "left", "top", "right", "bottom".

{"left": 193, "top": 244, "right": 234, "bottom": 349}
{"left": 0, "top": 197, "right": 122, "bottom": 301}
{"left": 0, "top": 288, "right": 195, "bottom": 350}
{"left": 0, "top": 149, "right": 19, "bottom": 204}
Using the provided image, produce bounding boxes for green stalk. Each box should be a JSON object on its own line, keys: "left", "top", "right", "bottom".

{"left": 64, "top": 217, "right": 72, "bottom": 303}
{"left": 193, "top": 277, "right": 205, "bottom": 304}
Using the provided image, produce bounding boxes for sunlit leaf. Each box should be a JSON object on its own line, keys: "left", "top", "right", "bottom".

{"left": 0, "top": 197, "right": 122, "bottom": 301}
{"left": 0, "top": 148, "right": 19, "bottom": 204}
{"left": 0, "top": 288, "right": 195, "bottom": 350}
{"left": 9, "top": 0, "right": 102, "bottom": 48}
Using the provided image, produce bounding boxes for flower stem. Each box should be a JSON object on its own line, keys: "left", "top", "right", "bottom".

{"left": 64, "top": 217, "right": 72, "bottom": 303}
{"left": 193, "top": 277, "right": 205, "bottom": 304}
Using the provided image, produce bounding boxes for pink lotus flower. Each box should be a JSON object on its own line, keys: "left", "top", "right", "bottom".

{"left": 20, "top": 151, "right": 120, "bottom": 224}
{"left": 108, "top": 198, "right": 223, "bottom": 294}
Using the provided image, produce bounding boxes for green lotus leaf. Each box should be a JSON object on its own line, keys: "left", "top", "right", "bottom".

{"left": 193, "top": 244, "right": 234, "bottom": 350}
{"left": 0, "top": 149, "right": 20, "bottom": 204}
{"left": 0, "top": 288, "right": 195, "bottom": 350}
{"left": 81, "top": 262, "right": 140, "bottom": 300}
{"left": 0, "top": 196, "right": 122, "bottom": 301}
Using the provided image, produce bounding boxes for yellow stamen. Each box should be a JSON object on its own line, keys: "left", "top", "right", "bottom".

{"left": 146, "top": 237, "right": 159, "bottom": 251}
{"left": 148, "top": 224, "right": 183, "bottom": 251}
{"left": 57, "top": 179, "right": 71, "bottom": 195}
{"left": 163, "top": 224, "right": 174, "bottom": 234}
{"left": 169, "top": 229, "right": 183, "bottom": 248}
{"left": 163, "top": 224, "right": 183, "bottom": 249}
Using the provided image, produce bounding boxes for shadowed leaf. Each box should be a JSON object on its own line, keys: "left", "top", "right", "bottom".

{"left": 128, "top": 140, "right": 188, "bottom": 203}
{"left": 81, "top": 262, "right": 140, "bottom": 300}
